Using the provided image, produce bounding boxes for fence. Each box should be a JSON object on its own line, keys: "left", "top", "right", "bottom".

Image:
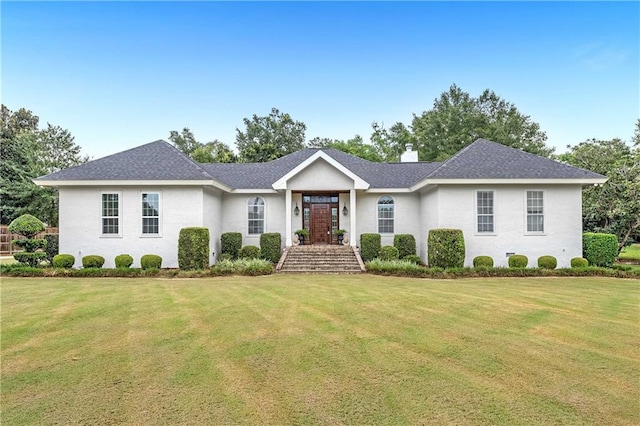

{"left": 0, "top": 226, "right": 59, "bottom": 256}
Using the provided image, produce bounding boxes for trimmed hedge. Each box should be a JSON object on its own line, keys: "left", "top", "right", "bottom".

{"left": 115, "top": 254, "right": 134, "bottom": 268}
{"left": 141, "top": 254, "right": 162, "bottom": 270}
{"left": 583, "top": 232, "right": 618, "bottom": 267}
{"left": 239, "top": 245, "right": 261, "bottom": 259}
{"left": 571, "top": 257, "right": 589, "bottom": 268}
{"left": 53, "top": 254, "right": 75, "bottom": 268}
{"left": 473, "top": 256, "right": 494, "bottom": 268}
{"left": 360, "top": 233, "right": 381, "bottom": 262}
{"left": 508, "top": 255, "right": 528, "bottom": 268}
{"left": 8, "top": 214, "right": 45, "bottom": 239}
{"left": 379, "top": 245, "right": 400, "bottom": 261}
{"left": 260, "top": 233, "right": 282, "bottom": 263}
{"left": 221, "top": 232, "right": 242, "bottom": 259}
{"left": 13, "top": 238, "right": 47, "bottom": 253}
{"left": 537, "top": 255, "right": 557, "bottom": 270}
{"left": 44, "top": 234, "right": 59, "bottom": 263}
{"left": 14, "top": 252, "right": 47, "bottom": 267}
{"left": 393, "top": 234, "right": 416, "bottom": 259}
{"left": 428, "top": 229, "right": 465, "bottom": 268}
{"left": 82, "top": 255, "right": 105, "bottom": 269}
{"left": 178, "top": 227, "right": 210, "bottom": 270}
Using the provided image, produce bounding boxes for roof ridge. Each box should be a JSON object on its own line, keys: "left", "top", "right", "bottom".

{"left": 163, "top": 140, "right": 215, "bottom": 179}
{"left": 424, "top": 138, "right": 482, "bottom": 178}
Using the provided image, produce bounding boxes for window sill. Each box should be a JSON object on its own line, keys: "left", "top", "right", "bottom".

{"left": 524, "top": 232, "right": 547, "bottom": 236}
{"left": 100, "top": 235, "right": 122, "bottom": 238}
{"left": 140, "top": 234, "right": 162, "bottom": 238}
{"left": 474, "top": 232, "right": 497, "bottom": 236}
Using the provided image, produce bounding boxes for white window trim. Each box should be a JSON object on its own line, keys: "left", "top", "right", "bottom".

{"left": 376, "top": 195, "right": 395, "bottom": 235}
{"left": 100, "top": 191, "right": 122, "bottom": 238}
{"left": 474, "top": 189, "right": 496, "bottom": 235}
{"left": 140, "top": 191, "right": 162, "bottom": 238}
{"left": 247, "top": 196, "right": 266, "bottom": 236}
{"left": 524, "top": 189, "right": 546, "bottom": 235}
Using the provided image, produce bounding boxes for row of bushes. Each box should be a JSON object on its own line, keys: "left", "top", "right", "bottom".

{"left": 52, "top": 253, "right": 163, "bottom": 270}
{"left": 220, "top": 232, "right": 282, "bottom": 263}
{"left": 365, "top": 259, "right": 640, "bottom": 279}
{"left": 360, "top": 233, "right": 417, "bottom": 262}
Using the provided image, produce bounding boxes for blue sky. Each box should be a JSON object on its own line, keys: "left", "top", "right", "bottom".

{"left": 2, "top": 1, "right": 638, "bottom": 159}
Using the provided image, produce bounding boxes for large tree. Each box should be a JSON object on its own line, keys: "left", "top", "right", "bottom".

{"left": 309, "top": 135, "right": 383, "bottom": 162}
{"left": 236, "top": 108, "right": 307, "bottom": 163}
{"left": 560, "top": 129, "right": 640, "bottom": 251}
{"left": 372, "top": 84, "right": 552, "bottom": 162}
{"left": 0, "top": 105, "right": 87, "bottom": 225}
{"left": 168, "top": 128, "right": 236, "bottom": 163}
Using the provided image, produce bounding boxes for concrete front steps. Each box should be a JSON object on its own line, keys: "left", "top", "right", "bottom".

{"left": 276, "top": 245, "right": 365, "bottom": 273}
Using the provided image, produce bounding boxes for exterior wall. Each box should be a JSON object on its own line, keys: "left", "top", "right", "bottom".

{"left": 356, "top": 192, "right": 422, "bottom": 249}
{"left": 429, "top": 184, "right": 583, "bottom": 267}
{"left": 59, "top": 186, "right": 205, "bottom": 268}
{"left": 419, "top": 187, "right": 438, "bottom": 261}
{"left": 203, "top": 187, "right": 223, "bottom": 264}
{"left": 287, "top": 159, "right": 355, "bottom": 191}
{"left": 221, "top": 192, "right": 286, "bottom": 248}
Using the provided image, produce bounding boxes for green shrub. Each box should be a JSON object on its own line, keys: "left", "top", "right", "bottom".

{"left": 141, "top": 254, "right": 162, "bottom": 270}
{"left": 365, "top": 259, "right": 426, "bottom": 276}
{"left": 82, "top": 255, "right": 105, "bottom": 269}
{"left": 260, "top": 232, "right": 282, "bottom": 263}
{"left": 221, "top": 232, "right": 242, "bottom": 259}
{"left": 178, "top": 227, "right": 210, "bottom": 270}
{"left": 8, "top": 214, "right": 45, "bottom": 239}
{"left": 218, "top": 253, "right": 233, "bottom": 262}
{"left": 13, "top": 238, "right": 47, "bottom": 252}
{"left": 473, "top": 256, "right": 494, "bottom": 268}
{"left": 379, "top": 245, "right": 400, "bottom": 261}
{"left": 211, "top": 258, "right": 273, "bottom": 276}
{"left": 239, "top": 245, "right": 261, "bottom": 259}
{"left": 393, "top": 234, "right": 416, "bottom": 259}
{"left": 403, "top": 254, "right": 422, "bottom": 265}
{"left": 115, "top": 254, "right": 134, "bottom": 268}
{"left": 583, "top": 232, "right": 618, "bottom": 267}
{"left": 13, "top": 252, "right": 47, "bottom": 267}
{"left": 571, "top": 257, "right": 589, "bottom": 268}
{"left": 44, "top": 234, "right": 59, "bottom": 263}
{"left": 428, "top": 229, "right": 465, "bottom": 268}
{"left": 53, "top": 254, "right": 75, "bottom": 268}
{"left": 537, "top": 255, "right": 557, "bottom": 269}
{"left": 360, "top": 233, "right": 381, "bottom": 262}
{"left": 508, "top": 254, "right": 528, "bottom": 268}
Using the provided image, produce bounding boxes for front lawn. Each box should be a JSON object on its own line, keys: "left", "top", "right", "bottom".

{"left": 619, "top": 243, "right": 640, "bottom": 261}
{"left": 2, "top": 275, "right": 638, "bottom": 425}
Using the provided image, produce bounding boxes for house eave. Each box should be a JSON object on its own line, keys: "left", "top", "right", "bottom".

{"left": 34, "top": 179, "right": 233, "bottom": 192}
{"left": 410, "top": 177, "right": 608, "bottom": 191}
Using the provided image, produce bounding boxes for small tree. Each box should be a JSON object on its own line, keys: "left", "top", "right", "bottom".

{"left": 8, "top": 214, "right": 47, "bottom": 267}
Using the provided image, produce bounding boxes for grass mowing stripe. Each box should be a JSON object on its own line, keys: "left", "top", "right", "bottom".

{"left": 1, "top": 276, "right": 638, "bottom": 425}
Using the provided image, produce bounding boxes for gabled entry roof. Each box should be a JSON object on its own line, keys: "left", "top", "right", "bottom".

{"left": 36, "top": 138, "right": 607, "bottom": 190}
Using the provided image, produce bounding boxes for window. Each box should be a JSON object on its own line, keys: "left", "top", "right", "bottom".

{"left": 476, "top": 191, "right": 494, "bottom": 233}
{"left": 248, "top": 197, "right": 265, "bottom": 235}
{"left": 142, "top": 193, "right": 160, "bottom": 235}
{"left": 377, "top": 196, "right": 394, "bottom": 234}
{"left": 526, "top": 191, "right": 544, "bottom": 233}
{"left": 101, "top": 193, "right": 120, "bottom": 235}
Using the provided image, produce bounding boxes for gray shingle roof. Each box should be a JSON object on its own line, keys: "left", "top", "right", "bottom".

{"left": 426, "top": 139, "right": 605, "bottom": 180}
{"left": 36, "top": 140, "right": 214, "bottom": 181}
{"left": 36, "top": 138, "right": 605, "bottom": 188}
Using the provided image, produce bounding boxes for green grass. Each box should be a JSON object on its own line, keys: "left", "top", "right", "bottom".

{"left": 619, "top": 243, "right": 640, "bottom": 261}
{"left": 2, "top": 275, "right": 639, "bottom": 425}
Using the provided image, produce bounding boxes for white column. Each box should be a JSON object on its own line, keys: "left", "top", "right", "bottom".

{"left": 285, "top": 189, "right": 292, "bottom": 246}
{"left": 350, "top": 189, "right": 357, "bottom": 246}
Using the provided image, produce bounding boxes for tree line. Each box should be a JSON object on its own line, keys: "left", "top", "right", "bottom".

{"left": 2, "top": 85, "right": 638, "bottom": 249}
